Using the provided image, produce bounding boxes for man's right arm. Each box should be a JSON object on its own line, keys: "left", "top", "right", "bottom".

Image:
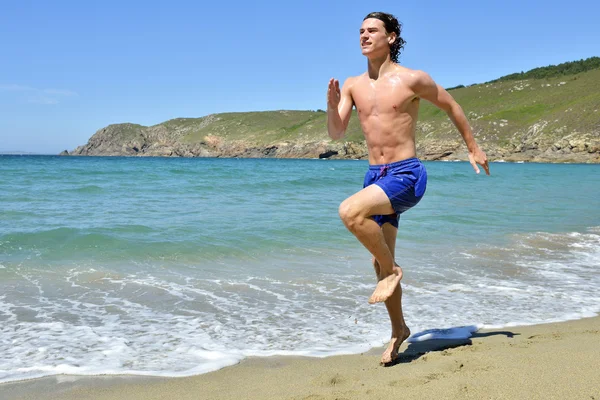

{"left": 327, "top": 78, "right": 354, "bottom": 140}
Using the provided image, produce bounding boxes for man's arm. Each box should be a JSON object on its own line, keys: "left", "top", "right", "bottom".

{"left": 327, "top": 78, "right": 354, "bottom": 140}
{"left": 412, "top": 71, "right": 490, "bottom": 175}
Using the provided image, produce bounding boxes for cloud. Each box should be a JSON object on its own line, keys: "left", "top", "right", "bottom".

{"left": 43, "top": 89, "right": 78, "bottom": 96}
{"left": 26, "top": 95, "right": 60, "bottom": 105}
{"left": 0, "top": 84, "right": 34, "bottom": 92}
{"left": 0, "top": 84, "right": 78, "bottom": 104}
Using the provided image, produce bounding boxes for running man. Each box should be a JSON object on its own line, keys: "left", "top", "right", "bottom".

{"left": 327, "top": 12, "right": 490, "bottom": 364}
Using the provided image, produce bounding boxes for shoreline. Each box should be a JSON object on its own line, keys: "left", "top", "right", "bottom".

{"left": 4, "top": 315, "right": 600, "bottom": 400}
{"left": 3, "top": 153, "right": 600, "bottom": 165}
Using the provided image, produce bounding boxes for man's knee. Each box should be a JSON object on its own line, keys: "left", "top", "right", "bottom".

{"left": 338, "top": 199, "right": 362, "bottom": 229}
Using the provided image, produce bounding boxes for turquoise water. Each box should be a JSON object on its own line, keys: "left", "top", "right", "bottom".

{"left": 1, "top": 155, "right": 599, "bottom": 383}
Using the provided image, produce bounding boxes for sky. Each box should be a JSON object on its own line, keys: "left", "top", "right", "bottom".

{"left": 1, "top": 0, "right": 599, "bottom": 154}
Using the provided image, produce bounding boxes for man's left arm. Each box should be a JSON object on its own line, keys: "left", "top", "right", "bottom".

{"left": 412, "top": 71, "right": 490, "bottom": 175}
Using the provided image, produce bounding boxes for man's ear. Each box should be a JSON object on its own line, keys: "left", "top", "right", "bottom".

{"left": 388, "top": 32, "right": 397, "bottom": 46}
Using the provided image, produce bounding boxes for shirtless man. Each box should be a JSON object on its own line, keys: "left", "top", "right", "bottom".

{"left": 327, "top": 12, "right": 490, "bottom": 364}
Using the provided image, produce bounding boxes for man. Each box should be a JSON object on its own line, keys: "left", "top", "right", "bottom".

{"left": 326, "top": 12, "right": 490, "bottom": 365}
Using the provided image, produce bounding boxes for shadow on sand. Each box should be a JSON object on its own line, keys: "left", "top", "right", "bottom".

{"left": 383, "top": 327, "right": 518, "bottom": 367}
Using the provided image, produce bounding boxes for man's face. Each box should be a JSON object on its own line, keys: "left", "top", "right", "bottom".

{"left": 359, "top": 18, "right": 394, "bottom": 58}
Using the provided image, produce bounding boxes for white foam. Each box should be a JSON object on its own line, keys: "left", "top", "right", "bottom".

{"left": 1, "top": 228, "right": 599, "bottom": 384}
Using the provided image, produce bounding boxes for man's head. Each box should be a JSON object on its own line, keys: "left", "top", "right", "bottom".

{"left": 361, "top": 12, "right": 405, "bottom": 63}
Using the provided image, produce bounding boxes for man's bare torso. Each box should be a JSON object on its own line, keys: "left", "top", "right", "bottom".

{"left": 348, "top": 65, "right": 420, "bottom": 165}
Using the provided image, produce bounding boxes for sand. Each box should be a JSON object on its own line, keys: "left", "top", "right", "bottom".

{"left": 3, "top": 316, "right": 600, "bottom": 400}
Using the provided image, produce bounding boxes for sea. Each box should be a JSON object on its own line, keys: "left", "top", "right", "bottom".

{"left": 0, "top": 155, "right": 599, "bottom": 384}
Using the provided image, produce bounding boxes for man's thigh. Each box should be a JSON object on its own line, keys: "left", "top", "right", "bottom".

{"left": 344, "top": 184, "right": 395, "bottom": 217}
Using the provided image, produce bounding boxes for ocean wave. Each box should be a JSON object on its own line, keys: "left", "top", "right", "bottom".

{"left": 66, "top": 185, "right": 105, "bottom": 194}
{"left": 1, "top": 158, "right": 599, "bottom": 384}
{"left": 1, "top": 226, "right": 599, "bottom": 384}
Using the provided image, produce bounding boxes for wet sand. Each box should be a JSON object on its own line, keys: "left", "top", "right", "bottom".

{"left": 3, "top": 316, "right": 600, "bottom": 400}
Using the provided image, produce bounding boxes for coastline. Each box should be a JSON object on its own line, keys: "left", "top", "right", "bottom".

{"left": 4, "top": 315, "right": 599, "bottom": 400}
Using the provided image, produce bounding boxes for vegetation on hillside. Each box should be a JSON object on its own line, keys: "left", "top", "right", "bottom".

{"left": 133, "top": 67, "right": 600, "bottom": 148}
{"left": 489, "top": 56, "right": 600, "bottom": 83}
{"left": 73, "top": 58, "right": 600, "bottom": 162}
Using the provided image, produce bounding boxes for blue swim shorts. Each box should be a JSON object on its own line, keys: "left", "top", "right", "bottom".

{"left": 363, "top": 157, "right": 427, "bottom": 228}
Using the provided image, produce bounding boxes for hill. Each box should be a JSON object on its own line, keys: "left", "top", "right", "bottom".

{"left": 66, "top": 58, "right": 600, "bottom": 163}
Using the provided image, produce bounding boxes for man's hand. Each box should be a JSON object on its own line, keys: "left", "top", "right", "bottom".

{"left": 327, "top": 78, "right": 341, "bottom": 109}
{"left": 468, "top": 147, "right": 490, "bottom": 175}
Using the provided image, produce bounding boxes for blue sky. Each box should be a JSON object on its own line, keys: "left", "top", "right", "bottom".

{"left": 1, "top": 0, "right": 599, "bottom": 154}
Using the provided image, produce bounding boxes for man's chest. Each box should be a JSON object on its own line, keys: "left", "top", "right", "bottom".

{"left": 351, "top": 80, "right": 416, "bottom": 114}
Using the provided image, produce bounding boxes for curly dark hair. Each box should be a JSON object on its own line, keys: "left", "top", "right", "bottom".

{"left": 363, "top": 12, "right": 406, "bottom": 63}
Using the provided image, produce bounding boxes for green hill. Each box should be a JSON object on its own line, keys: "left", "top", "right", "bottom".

{"left": 488, "top": 56, "right": 600, "bottom": 83}
{"left": 67, "top": 58, "right": 600, "bottom": 163}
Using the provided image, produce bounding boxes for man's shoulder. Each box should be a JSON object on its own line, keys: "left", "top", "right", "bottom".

{"left": 392, "top": 66, "right": 435, "bottom": 92}
{"left": 341, "top": 74, "right": 366, "bottom": 95}
{"left": 345, "top": 73, "right": 367, "bottom": 84}
{"left": 394, "top": 65, "right": 429, "bottom": 80}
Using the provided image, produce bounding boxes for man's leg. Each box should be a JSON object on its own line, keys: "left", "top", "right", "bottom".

{"left": 338, "top": 184, "right": 402, "bottom": 303}
{"left": 373, "top": 223, "right": 410, "bottom": 365}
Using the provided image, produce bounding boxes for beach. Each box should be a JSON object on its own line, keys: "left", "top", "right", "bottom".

{"left": 2, "top": 157, "right": 600, "bottom": 398}
{"left": 3, "top": 315, "right": 600, "bottom": 400}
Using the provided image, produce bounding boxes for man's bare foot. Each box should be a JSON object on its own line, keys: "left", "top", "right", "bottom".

{"left": 369, "top": 265, "right": 403, "bottom": 304}
{"left": 380, "top": 327, "right": 411, "bottom": 365}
